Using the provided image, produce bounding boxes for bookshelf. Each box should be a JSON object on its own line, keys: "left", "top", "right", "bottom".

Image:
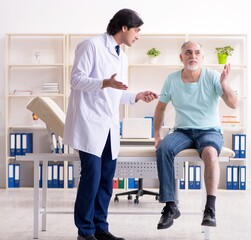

{"left": 5, "top": 33, "right": 247, "bottom": 189}
{"left": 5, "top": 34, "right": 66, "bottom": 187}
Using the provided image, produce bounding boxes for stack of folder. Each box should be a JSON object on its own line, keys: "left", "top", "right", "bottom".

{"left": 188, "top": 165, "right": 201, "bottom": 190}
{"left": 226, "top": 165, "right": 246, "bottom": 190}
{"left": 127, "top": 178, "right": 139, "bottom": 189}
{"left": 51, "top": 133, "right": 64, "bottom": 153}
{"left": 179, "top": 164, "right": 202, "bottom": 190}
{"left": 113, "top": 178, "right": 125, "bottom": 189}
{"left": 10, "top": 133, "right": 33, "bottom": 156}
{"left": 8, "top": 163, "right": 20, "bottom": 188}
{"left": 113, "top": 178, "right": 138, "bottom": 189}
{"left": 39, "top": 164, "right": 74, "bottom": 188}
{"left": 41, "top": 82, "right": 60, "bottom": 94}
{"left": 232, "top": 134, "right": 246, "bottom": 158}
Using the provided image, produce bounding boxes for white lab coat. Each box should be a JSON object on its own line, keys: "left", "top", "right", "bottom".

{"left": 63, "top": 33, "right": 137, "bottom": 159}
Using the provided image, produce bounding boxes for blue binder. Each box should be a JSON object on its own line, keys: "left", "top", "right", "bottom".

{"left": 128, "top": 178, "right": 135, "bottom": 189}
{"left": 15, "top": 133, "right": 22, "bottom": 156}
{"left": 226, "top": 166, "right": 233, "bottom": 190}
{"left": 8, "top": 164, "right": 15, "bottom": 188}
{"left": 58, "top": 164, "right": 64, "bottom": 188}
{"left": 232, "top": 166, "right": 239, "bottom": 190}
{"left": 52, "top": 164, "right": 59, "bottom": 188}
{"left": 68, "top": 165, "right": 74, "bottom": 188}
{"left": 134, "top": 178, "right": 139, "bottom": 189}
{"left": 239, "top": 134, "right": 246, "bottom": 158}
{"left": 232, "top": 134, "right": 240, "bottom": 158}
{"left": 194, "top": 165, "right": 201, "bottom": 189}
{"left": 10, "top": 133, "right": 16, "bottom": 156}
{"left": 179, "top": 164, "right": 185, "bottom": 189}
{"left": 119, "top": 121, "right": 123, "bottom": 136}
{"left": 188, "top": 165, "right": 195, "bottom": 189}
{"left": 21, "top": 133, "right": 33, "bottom": 155}
{"left": 39, "top": 164, "right": 42, "bottom": 188}
{"left": 14, "top": 164, "right": 20, "bottom": 188}
{"left": 47, "top": 165, "right": 53, "bottom": 188}
{"left": 239, "top": 166, "right": 246, "bottom": 190}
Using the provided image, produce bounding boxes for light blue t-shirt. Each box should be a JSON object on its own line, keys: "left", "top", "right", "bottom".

{"left": 159, "top": 68, "right": 223, "bottom": 131}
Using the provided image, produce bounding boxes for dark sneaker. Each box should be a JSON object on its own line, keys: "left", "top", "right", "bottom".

{"left": 95, "top": 231, "right": 125, "bottom": 240}
{"left": 157, "top": 205, "right": 181, "bottom": 229}
{"left": 201, "top": 207, "right": 216, "bottom": 227}
{"left": 78, "top": 235, "right": 97, "bottom": 240}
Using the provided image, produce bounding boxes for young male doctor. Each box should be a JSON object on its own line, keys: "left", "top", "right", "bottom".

{"left": 63, "top": 8, "right": 158, "bottom": 240}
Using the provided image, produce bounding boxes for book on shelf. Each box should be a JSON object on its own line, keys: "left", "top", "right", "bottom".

{"left": 13, "top": 90, "right": 33, "bottom": 95}
{"left": 42, "top": 87, "right": 59, "bottom": 90}
{"left": 42, "top": 83, "right": 59, "bottom": 86}
{"left": 41, "top": 89, "right": 60, "bottom": 93}
{"left": 42, "top": 82, "right": 60, "bottom": 93}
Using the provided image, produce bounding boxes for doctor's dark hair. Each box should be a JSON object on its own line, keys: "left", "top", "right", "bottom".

{"left": 107, "top": 8, "right": 144, "bottom": 35}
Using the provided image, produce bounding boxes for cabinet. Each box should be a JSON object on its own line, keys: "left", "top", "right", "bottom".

{"left": 5, "top": 33, "right": 247, "bottom": 189}
{"left": 5, "top": 34, "right": 66, "bottom": 187}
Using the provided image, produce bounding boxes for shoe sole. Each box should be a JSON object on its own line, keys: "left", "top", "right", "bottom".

{"left": 157, "top": 212, "right": 181, "bottom": 230}
{"left": 157, "top": 220, "right": 174, "bottom": 230}
{"left": 201, "top": 221, "right": 216, "bottom": 227}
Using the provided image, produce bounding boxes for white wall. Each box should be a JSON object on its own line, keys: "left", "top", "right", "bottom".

{"left": 0, "top": 0, "right": 250, "bottom": 188}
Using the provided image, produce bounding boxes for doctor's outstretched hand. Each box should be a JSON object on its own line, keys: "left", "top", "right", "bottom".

{"left": 102, "top": 73, "right": 128, "bottom": 90}
{"left": 136, "top": 91, "right": 158, "bottom": 103}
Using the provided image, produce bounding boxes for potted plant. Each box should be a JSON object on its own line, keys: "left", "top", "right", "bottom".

{"left": 215, "top": 45, "right": 234, "bottom": 64}
{"left": 146, "top": 47, "right": 161, "bottom": 64}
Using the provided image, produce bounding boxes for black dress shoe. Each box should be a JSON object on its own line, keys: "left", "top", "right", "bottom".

{"left": 78, "top": 235, "right": 97, "bottom": 240}
{"left": 201, "top": 207, "right": 216, "bottom": 227}
{"left": 95, "top": 231, "right": 125, "bottom": 240}
{"left": 157, "top": 205, "right": 181, "bottom": 229}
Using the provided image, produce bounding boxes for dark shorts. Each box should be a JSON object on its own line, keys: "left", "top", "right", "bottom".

{"left": 175, "top": 128, "right": 224, "bottom": 156}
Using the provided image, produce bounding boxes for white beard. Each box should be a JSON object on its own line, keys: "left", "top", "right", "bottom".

{"left": 187, "top": 64, "right": 199, "bottom": 71}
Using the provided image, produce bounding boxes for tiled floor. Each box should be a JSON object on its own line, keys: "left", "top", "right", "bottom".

{"left": 0, "top": 188, "right": 251, "bottom": 240}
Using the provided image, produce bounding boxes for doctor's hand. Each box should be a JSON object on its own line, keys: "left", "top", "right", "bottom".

{"left": 102, "top": 73, "right": 128, "bottom": 90}
{"left": 136, "top": 91, "right": 158, "bottom": 103}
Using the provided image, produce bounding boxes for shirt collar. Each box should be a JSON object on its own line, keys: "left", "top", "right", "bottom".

{"left": 105, "top": 33, "right": 120, "bottom": 57}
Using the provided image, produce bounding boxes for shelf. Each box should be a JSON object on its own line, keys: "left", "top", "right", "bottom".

{"left": 129, "top": 64, "right": 247, "bottom": 69}
{"left": 230, "top": 158, "right": 246, "bottom": 161}
{"left": 5, "top": 33, "right": 247, "bottom": 190}
{"left": 120, "top": 138, "right": 155, "bottom": 143}
{"left": 129, "top": 64, "right": 183, "bottom": 68}
{"left": 8, "top": 64, "right": 64, "bottom": 68}
{"left": 9, "top": 125, "right": 47, "bottom": 130}
{"left": 5, "top": 33, "right": 67, "bottom": 188}
{"left": 203, "top": 64, "right": 247, "bottom": 68}
{"left": 8, "top": 94, "right": 64, "bottom": 98}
